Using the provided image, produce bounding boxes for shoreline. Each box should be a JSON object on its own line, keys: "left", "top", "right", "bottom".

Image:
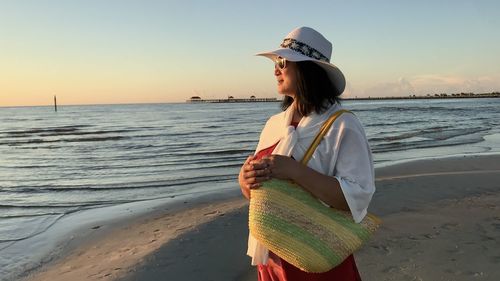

{"left": 24, "top": 199, "right": 249, "bottom": 281}
{"left": 20, "top": 195, "right": 249, "bottom": 281}
{"left": 20, "top": 154, "right": 500, "bottom": 281}
{"left": 4, "top": 189, "right": 242, "bottom": 281}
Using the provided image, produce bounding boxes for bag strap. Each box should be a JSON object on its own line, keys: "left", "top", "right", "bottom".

{"left": 300, "top": 109, "right": 352, "bottom": 165}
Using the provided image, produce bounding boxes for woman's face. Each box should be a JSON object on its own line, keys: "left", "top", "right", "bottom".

{"left": 274, "top": 57, "right": 297, "bottom": 97}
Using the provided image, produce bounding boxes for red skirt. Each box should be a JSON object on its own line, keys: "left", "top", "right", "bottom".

{"left": 257, "top": 252, "right": 362, "bottom": 281}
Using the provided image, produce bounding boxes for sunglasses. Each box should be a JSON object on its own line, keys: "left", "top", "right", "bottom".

{"left": 275, "top": 56, "right": 287, "bottom": 70}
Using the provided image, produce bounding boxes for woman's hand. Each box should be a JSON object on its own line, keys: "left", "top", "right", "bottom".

{"left": 239, "top": 154, "right": 348, "bottom": 211}
{"left": 238, "top": 155, "right": 271, "bottom": 199}
{"left": 263, "top": 155, "right": 300, "bottom": 180}
{"left": 264, "top": 155, "right": 350, "bottom": 211}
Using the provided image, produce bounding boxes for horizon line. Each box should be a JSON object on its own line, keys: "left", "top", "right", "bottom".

{"left": 2, "top": 92, "right": 499, "bottom": 108}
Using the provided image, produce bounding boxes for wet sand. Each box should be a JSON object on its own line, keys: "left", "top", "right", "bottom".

{"left": 24, "top": 155, "right": 500, "bottom": 281}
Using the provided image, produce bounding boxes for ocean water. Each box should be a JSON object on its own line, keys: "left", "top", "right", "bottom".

{"left": 1, "top": 98, "right": 499, "bottom": 279}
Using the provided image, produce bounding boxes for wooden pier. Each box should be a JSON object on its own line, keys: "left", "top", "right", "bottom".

{"left": 186, "top": 96, "right": 279, "bottom": 103}
{"left": 186, "top": 92, "right": 499, "bottom": 103}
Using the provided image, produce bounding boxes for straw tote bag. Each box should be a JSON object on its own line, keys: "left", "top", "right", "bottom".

{"left": 249, "top": 109, "right": 381, "bottom": 273}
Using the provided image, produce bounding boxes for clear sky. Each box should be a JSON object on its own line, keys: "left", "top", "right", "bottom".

{"left": 1, "top": 0, "right": 499, "bottom": 106}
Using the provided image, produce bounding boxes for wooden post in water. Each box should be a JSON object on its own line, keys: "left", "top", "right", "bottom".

{"left": 54, "top": 95, "right": 57, "bottom": 112}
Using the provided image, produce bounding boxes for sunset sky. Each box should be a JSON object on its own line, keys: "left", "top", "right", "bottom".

{"left": 1, "top": 0, "right": 499, "bottom": 106}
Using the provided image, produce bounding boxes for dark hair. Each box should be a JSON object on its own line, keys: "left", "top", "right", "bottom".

{"left": 281, "top": 61, "right": 342, "bottom": 116}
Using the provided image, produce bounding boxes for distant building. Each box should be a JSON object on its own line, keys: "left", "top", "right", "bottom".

{"left": 189, "top": 96, "right": 202, "bottom": 102}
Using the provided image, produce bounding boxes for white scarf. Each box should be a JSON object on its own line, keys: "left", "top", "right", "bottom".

{"left": 255, "top": 103, "right": 341, "bottom": 162}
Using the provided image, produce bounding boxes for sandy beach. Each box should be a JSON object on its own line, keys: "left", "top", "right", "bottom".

{"left": 22, "top": 154, "right": 500, "bottom": 281}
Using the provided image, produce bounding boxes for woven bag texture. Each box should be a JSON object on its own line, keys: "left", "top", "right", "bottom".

{"left": 249, "top": 179, "right": 380, "bottom": 273}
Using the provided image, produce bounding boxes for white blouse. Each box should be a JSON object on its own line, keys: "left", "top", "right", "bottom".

{"left": 247, "top": 103, "right": 376, "bottom": 265}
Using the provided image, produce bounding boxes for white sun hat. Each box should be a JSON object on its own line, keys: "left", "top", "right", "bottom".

{"left": 257, "top": 26, "right": 346, "bottom": 94}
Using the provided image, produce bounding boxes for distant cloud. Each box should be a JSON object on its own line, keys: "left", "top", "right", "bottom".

{"left": 411, "top": 74, "right": 500, "bottom": 94}
{"left": 361, "top": 74, "right": 500, "bottom": 97}
{"left": 363, "top": 77, "right": 416, "bottom": 97}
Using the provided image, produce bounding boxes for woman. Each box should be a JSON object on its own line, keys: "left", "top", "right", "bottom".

{"left": 238, "top": 27, "right": 375, "bottom": 280}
